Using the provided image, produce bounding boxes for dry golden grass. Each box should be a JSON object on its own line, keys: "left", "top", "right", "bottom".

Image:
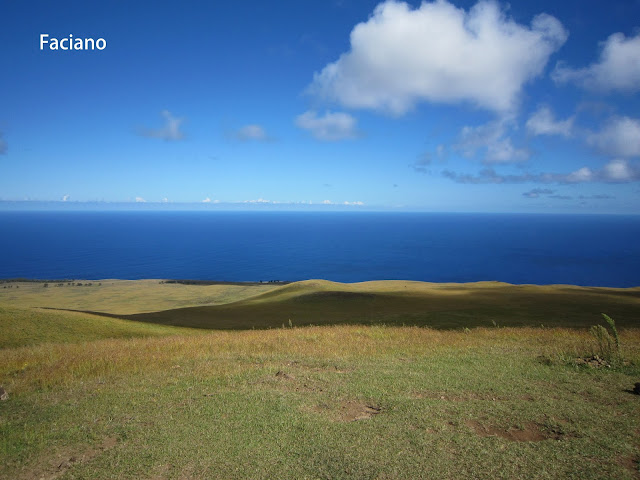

{"left": 0, "top": 279, "right": 278, "bottom": 314}
{"left": 4, "top": 325, "right": 639, "bottom": 394}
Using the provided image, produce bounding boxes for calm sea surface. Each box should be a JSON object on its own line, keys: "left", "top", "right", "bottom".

{"left": 1, "top": 211, "right": 639, "bottom": 287}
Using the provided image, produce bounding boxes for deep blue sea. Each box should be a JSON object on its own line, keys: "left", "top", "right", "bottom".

{"left": 1, "top": 211, "right": 639, "bottom": 287}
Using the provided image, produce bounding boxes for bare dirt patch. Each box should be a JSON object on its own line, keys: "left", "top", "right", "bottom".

{"left": 466, "top": 420, "right": 564, "bottom": 442}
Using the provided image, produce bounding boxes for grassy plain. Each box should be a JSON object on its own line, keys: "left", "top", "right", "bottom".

{"left": 1, "top": 279, "right": 639, "bottom": 479}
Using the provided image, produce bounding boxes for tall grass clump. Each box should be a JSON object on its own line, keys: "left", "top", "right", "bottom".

{"left": 588, "top": 313, "right": 622, "bottom": 366}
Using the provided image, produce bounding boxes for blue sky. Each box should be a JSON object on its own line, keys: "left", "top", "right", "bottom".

{"left": 1, "top": 0, "right": 639, "bottom": 213}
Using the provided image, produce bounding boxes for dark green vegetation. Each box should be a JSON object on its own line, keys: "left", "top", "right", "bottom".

{"left": 104, "top": 280, "right": 640, "bottom": 330}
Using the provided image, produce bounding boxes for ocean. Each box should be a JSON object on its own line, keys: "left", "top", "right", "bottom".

{"left": 0, "top": 211, "right": 638, "bottom": 287}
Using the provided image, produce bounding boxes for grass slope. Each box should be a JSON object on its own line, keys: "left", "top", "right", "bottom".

{"left": 1, "top": 326, "right": 639, "bottom": 479}
{"left": 0, "top": 279, "right": 279, "bottom": 314}
{"left": 0, "top": 305, "right": 194, "bottom": 349}
{"left": 116, "top": 280, "right": 640, "bottom": 330}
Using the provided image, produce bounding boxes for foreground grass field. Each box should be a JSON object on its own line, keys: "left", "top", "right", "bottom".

{"left": 1, "top": 325, "right": 640, "bottom": 479}
{"left": 1, "top": 280, "right": 639, "bottom": 478}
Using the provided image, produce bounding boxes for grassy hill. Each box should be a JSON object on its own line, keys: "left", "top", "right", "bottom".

{"left": 0, "top": 279, "right": 278, "bottom": 314}
{"left": 109, "top": 280, "right": 640, "bottom": 330}
{"left": 0, "top": 304, "right": 194, "bottom": 349}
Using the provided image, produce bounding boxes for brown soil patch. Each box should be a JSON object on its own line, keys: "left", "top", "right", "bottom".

{"left": 466, "top": 420, "right": 562, "bottom": 442}
{"left": 275, "top": 370, "right": 295, "bottom": 380}
{"left": 17, "top": 436, "right": 117, "bottom": 480}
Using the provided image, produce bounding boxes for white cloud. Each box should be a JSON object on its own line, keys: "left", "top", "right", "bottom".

{"left": 308, "top": 0, "right": 566, "bottom": 115}
{"left": 161, "top": 197, "right": 169, "bottom": 203}
{"left": 135, "top": 197, "right": 146, "bottom": 203}
{"left": 0, "top": 132, "right": 6, "bottom": 155}
{"left": 552, "top": 32, "right": 640, "bottom": 92}
{"left": 587, "top": 116, "right": 640, "bottom": 158}
{"left": 344, "top": 201, "right": 364, "bottom": 205}
{"left": 602, "top": 158, "right": 637, "bottom": 182}
{"left": 235, "top": 124, "right": 270, "bottom": 142}
{"left": 139, "top": 110, "right": 185, "bottom": 141}
{"left": 61, "top": 194, "right": 70, "bottom": 202}
{"left": 202, "top": 197, "right": 211, "bottom": 203}
{"left": 526, "top": 106, "right": 574, "bottom": 137}
{"left": 295, "top": 110, "right": 358, "bottom": 141}
{"left": 565, "top": 167, "right": 594, "bottom": 183}
{"left": 243, "top": 198, "right": 272, "bottom": 204}
{"left": 455, "top": 119, "right": 530, "bottom": 164}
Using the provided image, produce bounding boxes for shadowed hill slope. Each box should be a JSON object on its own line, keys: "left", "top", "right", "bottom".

{"left": 100, "top": 280, "right": 640, "bottom": 330}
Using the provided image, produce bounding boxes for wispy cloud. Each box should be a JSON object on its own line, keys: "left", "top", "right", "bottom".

{"left": 234, "top": 124, "right": 272, "bottom": 142}
{"left": 522, "top": 188, "right": 555, "bottom": 198}
{"left": 579, "top": 194, "right": 615, "bottom": 200}
{"left": 135, "top": 197, "right": 146, "bottom": 203}
{"left": 455, "top": 119, "right": 530, "bottom": 165}
{"left": 0, "top": 132, "right": 7, "bottom": 155}
{"left": 295, "top": 110, "right": 358, "bottom": 141}
{"left": 138, "top": 110, "right": 185, "bottom": 141}
{"left": 61, "top": 194, "right": 70, "bottom": 202}
{"left": 443, "top": 159, "right": 640, "bottom": 184}
{"left": 308, "top": 0, "right": 566, "bottom": 114}
{"left": 553, "top": 32, "right": 640, "bottom": 93}
{"left": 411, "top": 153, "right": 432, "bottom": 173}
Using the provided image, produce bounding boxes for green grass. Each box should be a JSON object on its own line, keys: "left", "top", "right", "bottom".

{"left": 1, "top": 326, "right": 639, "bottom": 479}
{"left": 0, "top": 305, "right": 195, "bottom": 349}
